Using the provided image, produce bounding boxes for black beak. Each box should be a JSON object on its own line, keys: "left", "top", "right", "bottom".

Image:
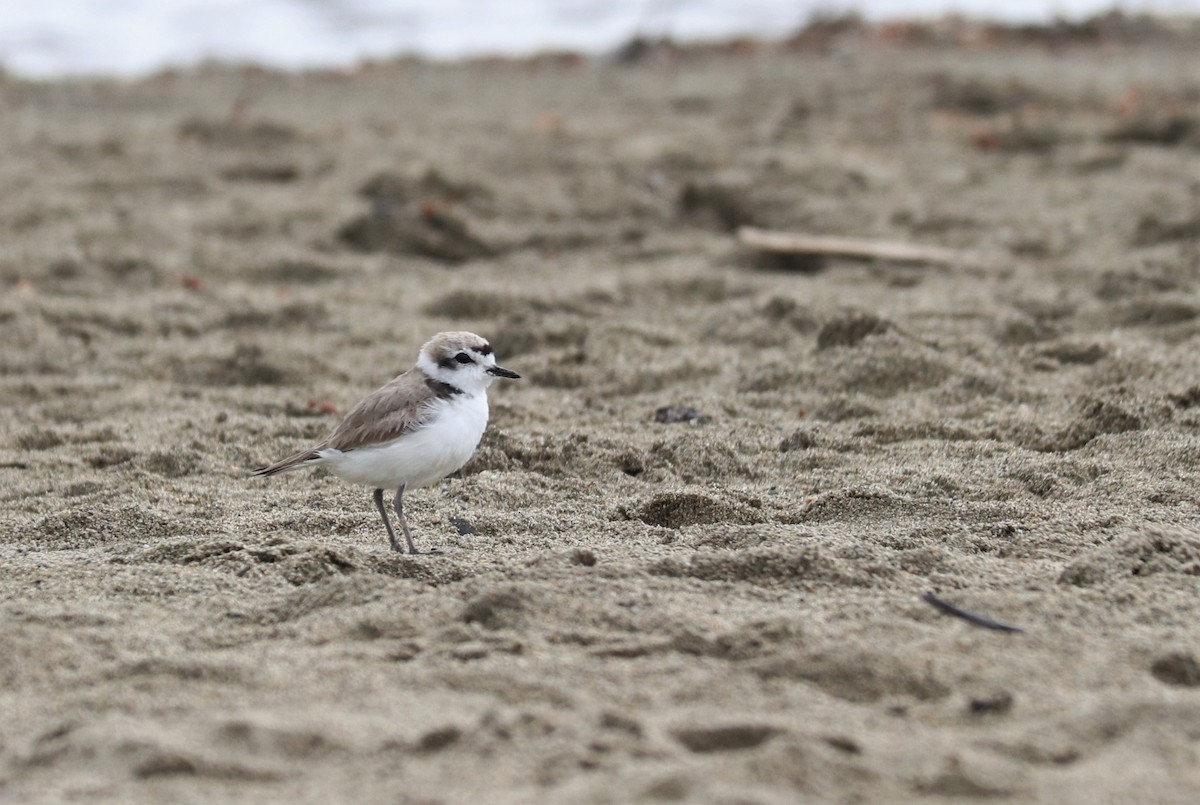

{"left": 487, "top": 365, "right": 521, "bottom": 379}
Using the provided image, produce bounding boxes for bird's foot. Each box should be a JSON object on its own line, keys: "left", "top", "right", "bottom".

{"left": 394, "top": 546, "right": 444, "bottom": 556}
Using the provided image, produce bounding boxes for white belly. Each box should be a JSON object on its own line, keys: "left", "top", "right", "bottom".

{"left": 318, "top": 393, "right": 489, "bottom": 490}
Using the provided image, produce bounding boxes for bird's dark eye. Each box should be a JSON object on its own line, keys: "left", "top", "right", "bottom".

{"left": 454, "top": 352, "right": 473, "bottom": 364}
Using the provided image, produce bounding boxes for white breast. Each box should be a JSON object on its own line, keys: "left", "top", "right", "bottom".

{"left": 318, "top": 392, "right": 490, "bottom": 490}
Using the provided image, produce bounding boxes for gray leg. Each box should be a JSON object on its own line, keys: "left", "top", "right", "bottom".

{"left": 373, "top": 488, "right": 405, "bottom": 553}
{"left": 391, "top": 483, "right": 419, "bottom": 555}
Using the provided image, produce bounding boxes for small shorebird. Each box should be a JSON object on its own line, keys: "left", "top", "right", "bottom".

{"left": 253, "top": 331, "right": 520, "bottom": 553}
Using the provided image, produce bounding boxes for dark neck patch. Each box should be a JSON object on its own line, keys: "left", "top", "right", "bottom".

{"left": 426, "top": 377, "right": 465, "bottom": 398}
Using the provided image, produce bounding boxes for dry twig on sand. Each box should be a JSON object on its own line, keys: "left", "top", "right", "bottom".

{"left": 922, "top": 592, "right": 1025, "bottom": 633}
{"left": 737, "top": 226, "right": 983, "bottom": 267}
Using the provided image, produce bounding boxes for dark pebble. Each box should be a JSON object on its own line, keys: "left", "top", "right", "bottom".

{"left": 450, "top": 517, "right": 479, "bottom": 536}
{"left": 1151, "top": 651, "right": 1200, "bottom": 687}
{"left": 654, "top": 405, "right": 711, "bottom": 425}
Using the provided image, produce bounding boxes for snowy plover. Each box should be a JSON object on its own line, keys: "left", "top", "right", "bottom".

{"left": 253, "top": 331, "right": 520, "bottom": 553}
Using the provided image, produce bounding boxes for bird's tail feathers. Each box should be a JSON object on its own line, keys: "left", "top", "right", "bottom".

{"left": 252, "top": 448, "right": 323, "bottom": 477}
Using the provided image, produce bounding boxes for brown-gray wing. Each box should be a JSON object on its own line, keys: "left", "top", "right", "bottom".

{"left": 321, "top": 369, "right": 440, "bottom": 453}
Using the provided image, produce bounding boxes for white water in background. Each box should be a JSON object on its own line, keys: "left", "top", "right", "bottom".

{"left": 2, "top": 0, "right": 1198, "bottom": 77}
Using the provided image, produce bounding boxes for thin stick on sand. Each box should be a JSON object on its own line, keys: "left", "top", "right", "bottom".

{"left": 922, "top": 592, "right": 1025, "bottom": 634}
{"left": 737, "top": 226, "right": 983, "bottom": 267}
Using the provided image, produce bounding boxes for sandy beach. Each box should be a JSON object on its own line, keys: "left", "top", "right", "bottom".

{"left": 4, "top": 25, "right": 1200, "bottom": 802}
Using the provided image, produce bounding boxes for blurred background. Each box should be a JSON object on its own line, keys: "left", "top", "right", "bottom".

{"left": 3, "top": 0, "right": 1199, "bottom": 77}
